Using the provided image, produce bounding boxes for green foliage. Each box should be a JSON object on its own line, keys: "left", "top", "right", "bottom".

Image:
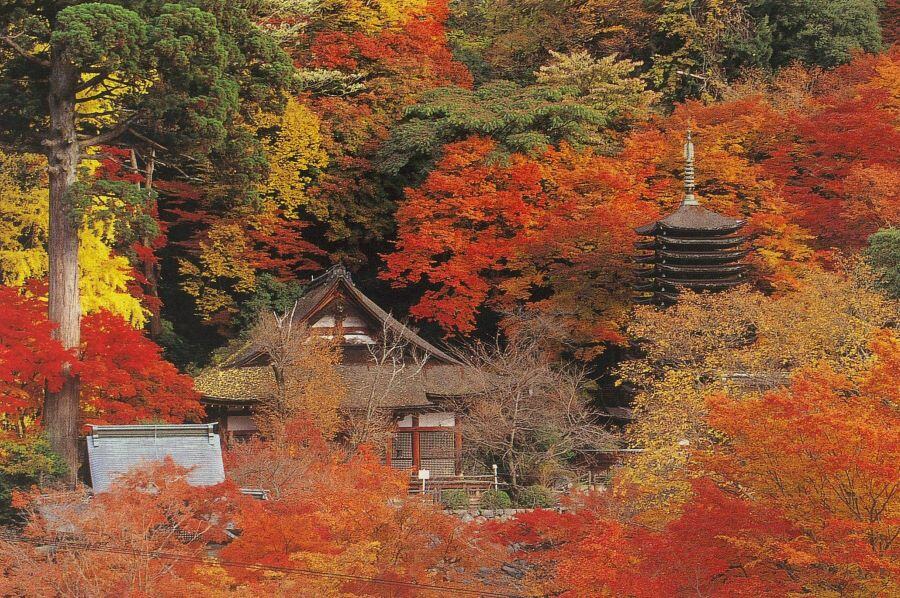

{"left": 479, "top": 489, "right": 512, "bottom": 510}
{"left": 380, "top": 79, "right": 609, "bottom": 176}
{"left": 440, "top": 489, "right": 470, "bottom": 509}
{"left": 747, "top": 0, "right": 883, "bottom": 68}
{"left": 0, "top": 0, "right": 294, "bottom": 181}
{"left": 53, "top": 3, "right": 148, "bottom": 74}
{"left": 866, "top": 228, "right": 900, "bottom": 299}
{"left": 0, "top": 435, "right": 66, "bottom": 524}
{"left": 514, "top": 484, "right": 557, "bottom": 508}
{"left": 646, "top": 0, "right": 739, "bottom": 101}
{"left": 446, "top": 0, "right": 578, "bottom": 83}
{"left": 536, "top": 51, "right": 658, "bottom": 132}
{"left": 233, "top": 274, "right": 307, "bottom": 334}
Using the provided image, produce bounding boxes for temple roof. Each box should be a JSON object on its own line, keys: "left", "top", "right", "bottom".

{"left": 224, "top": 264, "right": 458, "bottom": 368}
{"left": 196, "top": 363, "right": 478, "bottom": 409}
{"left": 196, "top": 265, "right": 478, "bottom": 410}
{"left": 635, "top": 204, "right": 745, "bottom": 235}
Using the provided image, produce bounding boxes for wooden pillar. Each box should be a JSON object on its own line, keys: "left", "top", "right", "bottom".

{"left": 411, "top": 415, "right": 420, "bottom": 471}
{"left": 454, "top": 421, "right": 463, "bottom": 476}
{"left": 217, "top": 405, "right": 229, "bottom": 449}
{"left": 385, "top": 431, "right": 393, "bottom": 467}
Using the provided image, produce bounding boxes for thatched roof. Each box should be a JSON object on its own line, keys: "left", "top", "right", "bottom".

{"left": 196, "top": 363, "right": 479, "bottom": 410}
{"left": 196, "top": 265, "right": 480, "bottom": 411}
{"left": 224, "top": 264, "right": 459, "bottom": 368}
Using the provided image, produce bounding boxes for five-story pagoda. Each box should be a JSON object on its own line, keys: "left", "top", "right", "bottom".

{"left": 634, "top": 132, "right": 749, "bottom": 305}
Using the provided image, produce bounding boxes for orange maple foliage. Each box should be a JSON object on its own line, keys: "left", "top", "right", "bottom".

{"left": 0, "top": 460, "right": 248, "bottom": 596}
{"left": 384, "top": 136, "right": 656, "bottom": 352}
{"left": 703, "top": 332, "right": 900, "bottom": 594}
{"left": 0, "top": 287, "right": 70, "bottom": 429}
{"left": 767, "top": 49, "right": 900, "bottom": 249}
{"left": 0, "top": 285, "right": 201, "bottom": 434}
{"left": 222, "top": 421, "right": 501, "bottom": 595}
{"left": 491, "top": 332, "right": 900, "bottom": 596}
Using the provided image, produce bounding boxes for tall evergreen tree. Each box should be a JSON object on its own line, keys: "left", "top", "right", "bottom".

{"left": 747, "top": 0, "right": 883, "bottom": 68}
{"left": 0, "top": 0, "right": 293, "bottom": 477}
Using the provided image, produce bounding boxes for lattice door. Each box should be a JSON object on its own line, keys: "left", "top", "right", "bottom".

{"left": 419, "top": 430, "right": 455, "bottom": 477}
{"left": 391, "top": 431, "right": 413, "bottom": 470}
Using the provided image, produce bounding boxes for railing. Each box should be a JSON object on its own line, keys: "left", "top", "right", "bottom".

{"left": 408, "top": 474, "right": 505, "bottom": 504}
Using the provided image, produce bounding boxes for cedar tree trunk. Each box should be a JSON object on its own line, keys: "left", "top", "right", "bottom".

{"left": 44, "top": 45, "right": 81, "bottom": 484}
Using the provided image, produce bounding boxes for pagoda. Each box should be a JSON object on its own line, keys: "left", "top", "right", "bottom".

{"left": 634, "top": 132, "right": 749, "bottom": 305}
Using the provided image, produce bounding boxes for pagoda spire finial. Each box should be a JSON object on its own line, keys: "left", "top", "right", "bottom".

{"left": 682, "top": 129, "right": 698, "bottom": 206}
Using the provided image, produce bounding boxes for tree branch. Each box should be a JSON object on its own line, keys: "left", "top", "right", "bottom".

{"left": 75, "top": 89, "right": 119, "bottom": 104}
{"left": 0, "top": 34, "right": 50, "bottom": 68}
{"left": 78, "top": 116, "right": 137, "bottom": 147}
{"left": 75, "top": 71, "right": 110, "bottom": 93}
{"left": 126, "top": 127, "right": 171, "bottom": 154}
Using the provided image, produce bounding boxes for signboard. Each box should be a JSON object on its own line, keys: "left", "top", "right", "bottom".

{"left": 417, "top": 469, "right": 430, "bottom": 480}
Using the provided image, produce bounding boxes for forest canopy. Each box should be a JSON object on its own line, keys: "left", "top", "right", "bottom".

{"left": 0, "top": 0, "right": 897, "bottom": 594}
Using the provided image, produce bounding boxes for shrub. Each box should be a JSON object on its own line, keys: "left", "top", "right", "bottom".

{"left": 0, "top": 435, "right": 66, "bottom": 524}
{"left": 515, "top": 484, "right": 557, "bottom": 508}
{"left": 479, "top": 489, "right": 512, "bottom": 510}
{"left": 866, "top": 228, "right": 900, "bottom": 299}
{"left": 441, "top": 489, "right": 470, "bottom": 509}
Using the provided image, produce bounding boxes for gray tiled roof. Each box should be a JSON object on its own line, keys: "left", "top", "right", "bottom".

{"left": 86, "top": 424, "right": 225, "bottom": 492}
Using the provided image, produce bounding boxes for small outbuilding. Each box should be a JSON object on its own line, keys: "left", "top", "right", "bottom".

{"left": 86, "top": 423, "right": 225, "bottom": 492}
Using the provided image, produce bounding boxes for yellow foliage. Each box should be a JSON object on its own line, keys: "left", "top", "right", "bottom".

{"left": 616, "top": 370, "right": 723, "bottom": 517}
{"left": 179, "top": 222, "right": 257, "bottom": 319}
{"left": 0, "top": 151, "right": 147, "bottom": 326}
{"left": 79, "top": 221, "right": 147, "bottom": 326}
{"left": 617, "top": 270, "right": 899, "bottom": 519}
{"left": 257, "top": 98, "right": 329, "bottom": 218}
{"left": 250, "top": 315, "right": 346, "bottom": 439}
{"left": 315, "top": 0, "right": 428, "bottom": 34}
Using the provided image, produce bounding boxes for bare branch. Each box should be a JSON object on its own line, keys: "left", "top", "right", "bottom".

{"left": 455, "top": 315, "right": 613, "bottom": 487}
{"left": 78, "top": 115, "right": 137, "bottom": 147}
{"left": 74, "top": 71, "right": 110, "bottom": 93}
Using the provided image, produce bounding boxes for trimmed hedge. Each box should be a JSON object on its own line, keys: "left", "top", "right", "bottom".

{"left": 441, "top": 489, "right": 470, "bottom": 509}
{"left": 479, "top": 489, "right": 512, "bottom": 510}
{"left": 515, "top": 485, "right": 557, "bottom": 508}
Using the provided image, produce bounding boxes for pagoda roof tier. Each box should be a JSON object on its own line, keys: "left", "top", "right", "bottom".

{"left": 633, "top": 282, "right": 657, "bottom": 291}
{"left": 635, "top": 204, "right": 745, "bottom": 235}
{"left": 635, "top": 291, "right": 680, "bottom": 304}
{"left": 634, "top": 235, "right": 747, "bottom": 251}
{"left": 657, "top": 235, "right": 746, "bottom": 247}
{"left": 667, "top": 277, "right": 745, "bottom": 289}
{"left": 656, "top": 249, "right": 750, "bottom": 262}
{"left": 657, "top": 263, "right": 748, "bottom": 274}
{"left": 634, "top": 235, "right": 746, "bottom": 250}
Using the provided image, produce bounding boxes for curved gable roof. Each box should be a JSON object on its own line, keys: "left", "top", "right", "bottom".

{"left": 223, "top": 265, "right": 459, "bottom": 369}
